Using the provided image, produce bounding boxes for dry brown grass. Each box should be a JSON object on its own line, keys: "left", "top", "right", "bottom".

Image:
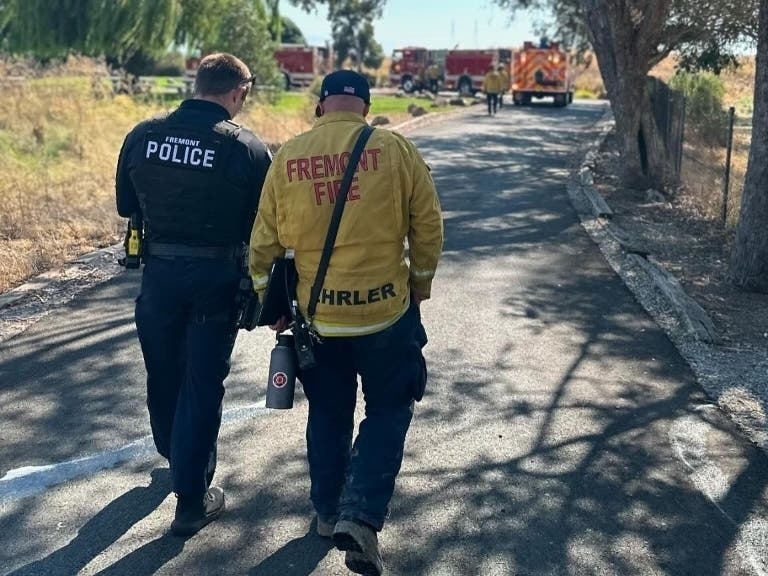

{"left": 721, "top": 58, "right": 756, "bottom": 114}
{"left": 680, "top": 129, "right": 752, "bottom": 227}
{"left": 0, "top": 59, "right": 314, "bottom": 293}
{"left": 240, "top": 96, "right": 315, "bottom": 147}
{"left": 572, "top": 56, "right": 606, "bottom": 97}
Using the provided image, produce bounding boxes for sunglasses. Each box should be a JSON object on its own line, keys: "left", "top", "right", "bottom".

{"left": 240, "top": 75, "right": 257, "bottom": 89}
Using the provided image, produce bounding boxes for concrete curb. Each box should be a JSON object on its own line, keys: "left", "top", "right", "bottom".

{"left": 568, "top": 107, "right": 768, "bottom": 453}
{"left": 628, "top": 253, "right": 717, "bottom": 345}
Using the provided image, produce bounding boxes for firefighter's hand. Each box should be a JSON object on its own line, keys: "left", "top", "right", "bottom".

{"left": 270, "top": 316, "right": 289, "bottom": 333}
{"left": 411, "top": 290, "right": 425, "bottom": 308}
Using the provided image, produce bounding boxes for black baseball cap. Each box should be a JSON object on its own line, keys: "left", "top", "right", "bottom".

{"left": 320, "top": 70, "right": 371, "bottom": 104}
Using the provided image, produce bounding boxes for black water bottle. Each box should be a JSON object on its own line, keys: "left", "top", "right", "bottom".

{"left": 266, "top": 333, "right": 297, "bottom": 409}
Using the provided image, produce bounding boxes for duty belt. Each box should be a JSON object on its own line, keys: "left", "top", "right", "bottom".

{"left": 144, "top": 242, "right": 241, "bottom": 261}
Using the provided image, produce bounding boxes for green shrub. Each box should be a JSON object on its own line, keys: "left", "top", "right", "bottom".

{"left": 670, "top": 72, "right": 728, "bottom": 145}
{"left": 736, "top": 95, "right": 754, "bottom": 117}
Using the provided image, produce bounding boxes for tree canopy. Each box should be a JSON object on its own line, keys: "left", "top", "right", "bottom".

{"left": 0, "top": 0, "right": 288, "bottom": 81}
{"left": 0, "top": 0, "right": 181, "bottom": 62}
{"left": 289, "top": 0, "right": 385, "bottom": 70}
{"left": 206, "top": 0, "right": 280, "bottom": 86}
{"left": 494, "top": 0, "right": 758, "bottom": 72}
{"left": 281, "top": 16, "right": 306, "bottom": 44}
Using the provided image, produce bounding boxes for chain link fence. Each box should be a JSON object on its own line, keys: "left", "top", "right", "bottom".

{"left": 649, "top": 76, "right": 752, "bottom": 228}
{"left": 681, "top": 108, "right": 752, "bottom": 228}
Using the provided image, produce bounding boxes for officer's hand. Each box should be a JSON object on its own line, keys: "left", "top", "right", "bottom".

{"left": 411, "top": 290, "right": 425, "bottom": 307}
{"left": 270, "top": 316, "right": 289, "bottom": 333}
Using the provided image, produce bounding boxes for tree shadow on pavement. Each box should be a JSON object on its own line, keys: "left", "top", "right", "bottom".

{"left": 0, "top": 272, "right": 145, "bottom": 474}
{"left": 90, "top": 533, "right": 186, "bottom": 576}
{"left": 389, "top": 269, "right": 768, "bottom": 574}
{"left": 3, "top": 104, "right": 766, "bottom": 575}
{"left": 7, "top": 468, "right": 173, "bottom": 576}
{"left": 383, "top": 106, "right": 768, "bottom": 575}
{"left": 248, "top": 521, "right": 333, "bottom": 576}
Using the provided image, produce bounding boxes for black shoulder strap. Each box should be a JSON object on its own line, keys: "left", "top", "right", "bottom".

{"left": 307, "top": 125, "right": 375, "bottom": 321}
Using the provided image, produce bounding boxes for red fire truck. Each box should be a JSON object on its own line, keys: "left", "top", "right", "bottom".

{"left": 389, "top": 47, "right": 511, "bottom": 96}
{"left": 274, "top": 44, "right": 333, "bottom": 90}
{"left": 511, "top": 40, "right": 574, "bottom": 106}
{"left": 443, "top": 49, "right": 511, "bottom": 96}
{"left": 389, "top": 47, "right": 431, "bottom": 92}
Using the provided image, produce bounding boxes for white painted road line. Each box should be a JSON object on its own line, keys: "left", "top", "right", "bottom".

{"left": 0, "top": 401, "right": 269, "bottom": 504}
{"left": 670, "top": 413, "right": 768, "bottom": 576}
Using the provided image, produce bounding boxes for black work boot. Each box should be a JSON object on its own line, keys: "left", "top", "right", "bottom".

{"left": 333, "top": 519, "right": 384, "bottom": 575}
{"left": 170, "top": 486, "right": 225, "bottom": 537}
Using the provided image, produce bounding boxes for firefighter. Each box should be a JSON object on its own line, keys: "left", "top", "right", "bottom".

{"left": 497, "top": 63, "right": 510, "bottom": 108}
{"left": 115, "top": 53, "right": 272, "bottom": 537}
{"left": 249, "top": 69, "right": 443, "bottom": 576}
{"left": 482, "top": 64, "right": 502, "bottom": 116}
{"left": 426, "top": 61, "right": 441, "bottom": 95}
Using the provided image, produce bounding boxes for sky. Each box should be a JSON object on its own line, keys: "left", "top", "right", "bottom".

{"left": 281, "top": 1, "right": 542, "bottom": 55}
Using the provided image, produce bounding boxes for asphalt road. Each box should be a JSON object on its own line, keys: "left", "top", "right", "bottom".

{"left": 1, "top": 100, "right": 767, "bottom": 576}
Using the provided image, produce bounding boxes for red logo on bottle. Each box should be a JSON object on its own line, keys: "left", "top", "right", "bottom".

{"left": 272, "top": 372, "right": 288, "bottom": 389}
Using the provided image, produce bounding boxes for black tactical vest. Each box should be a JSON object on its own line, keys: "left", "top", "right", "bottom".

{"left": 129, "top": 114, "right": 249, "bottom": 247}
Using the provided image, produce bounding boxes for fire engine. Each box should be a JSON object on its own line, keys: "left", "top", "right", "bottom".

{"left": 274, "top": 44, "right": 333, "bottom": 90}
{"left": 389, "top": 47, "right": 511, "bottom": 96}
{"left": 443, "top": 49, "right": 511, "bottom": 96}
{"left": 511, "top": 40, "right": 574, "bottom": 106}
{"left": 389, "top": 47, "right": 431, "bottom": 92}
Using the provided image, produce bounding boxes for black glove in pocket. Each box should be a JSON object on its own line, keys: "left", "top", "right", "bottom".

{"left": 410, "top": 346, "right": 428, "bottom": 402}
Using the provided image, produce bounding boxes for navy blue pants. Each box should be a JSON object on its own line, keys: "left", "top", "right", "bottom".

{"left": 135, "top": 256, "right": 240, "bottom": 497}
{"left": 487, "top": 93, "right": 499, "bottom": 115}
{"left": 299, "top": 302, "right": 428, "bottom": 531}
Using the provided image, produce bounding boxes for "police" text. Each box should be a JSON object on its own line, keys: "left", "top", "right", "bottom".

{"left": 145, "top": 136, "right": 217, "bottom": 168}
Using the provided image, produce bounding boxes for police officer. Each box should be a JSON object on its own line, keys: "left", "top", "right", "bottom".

{"left": 115, "top": 53, "right": 272, "bottom": 537}
{"left": 249, "top": 70, "right": 442, "bottom": 575}
{"left": 482, "top": 64, "right": 502, "bottom": 116}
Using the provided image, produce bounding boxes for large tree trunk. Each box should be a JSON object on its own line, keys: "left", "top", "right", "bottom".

{"left": 582, "top": 0, "right": 671, "bottom": 190}
{"left": 730, "top": 0, "right": 768, "bottom": 292}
